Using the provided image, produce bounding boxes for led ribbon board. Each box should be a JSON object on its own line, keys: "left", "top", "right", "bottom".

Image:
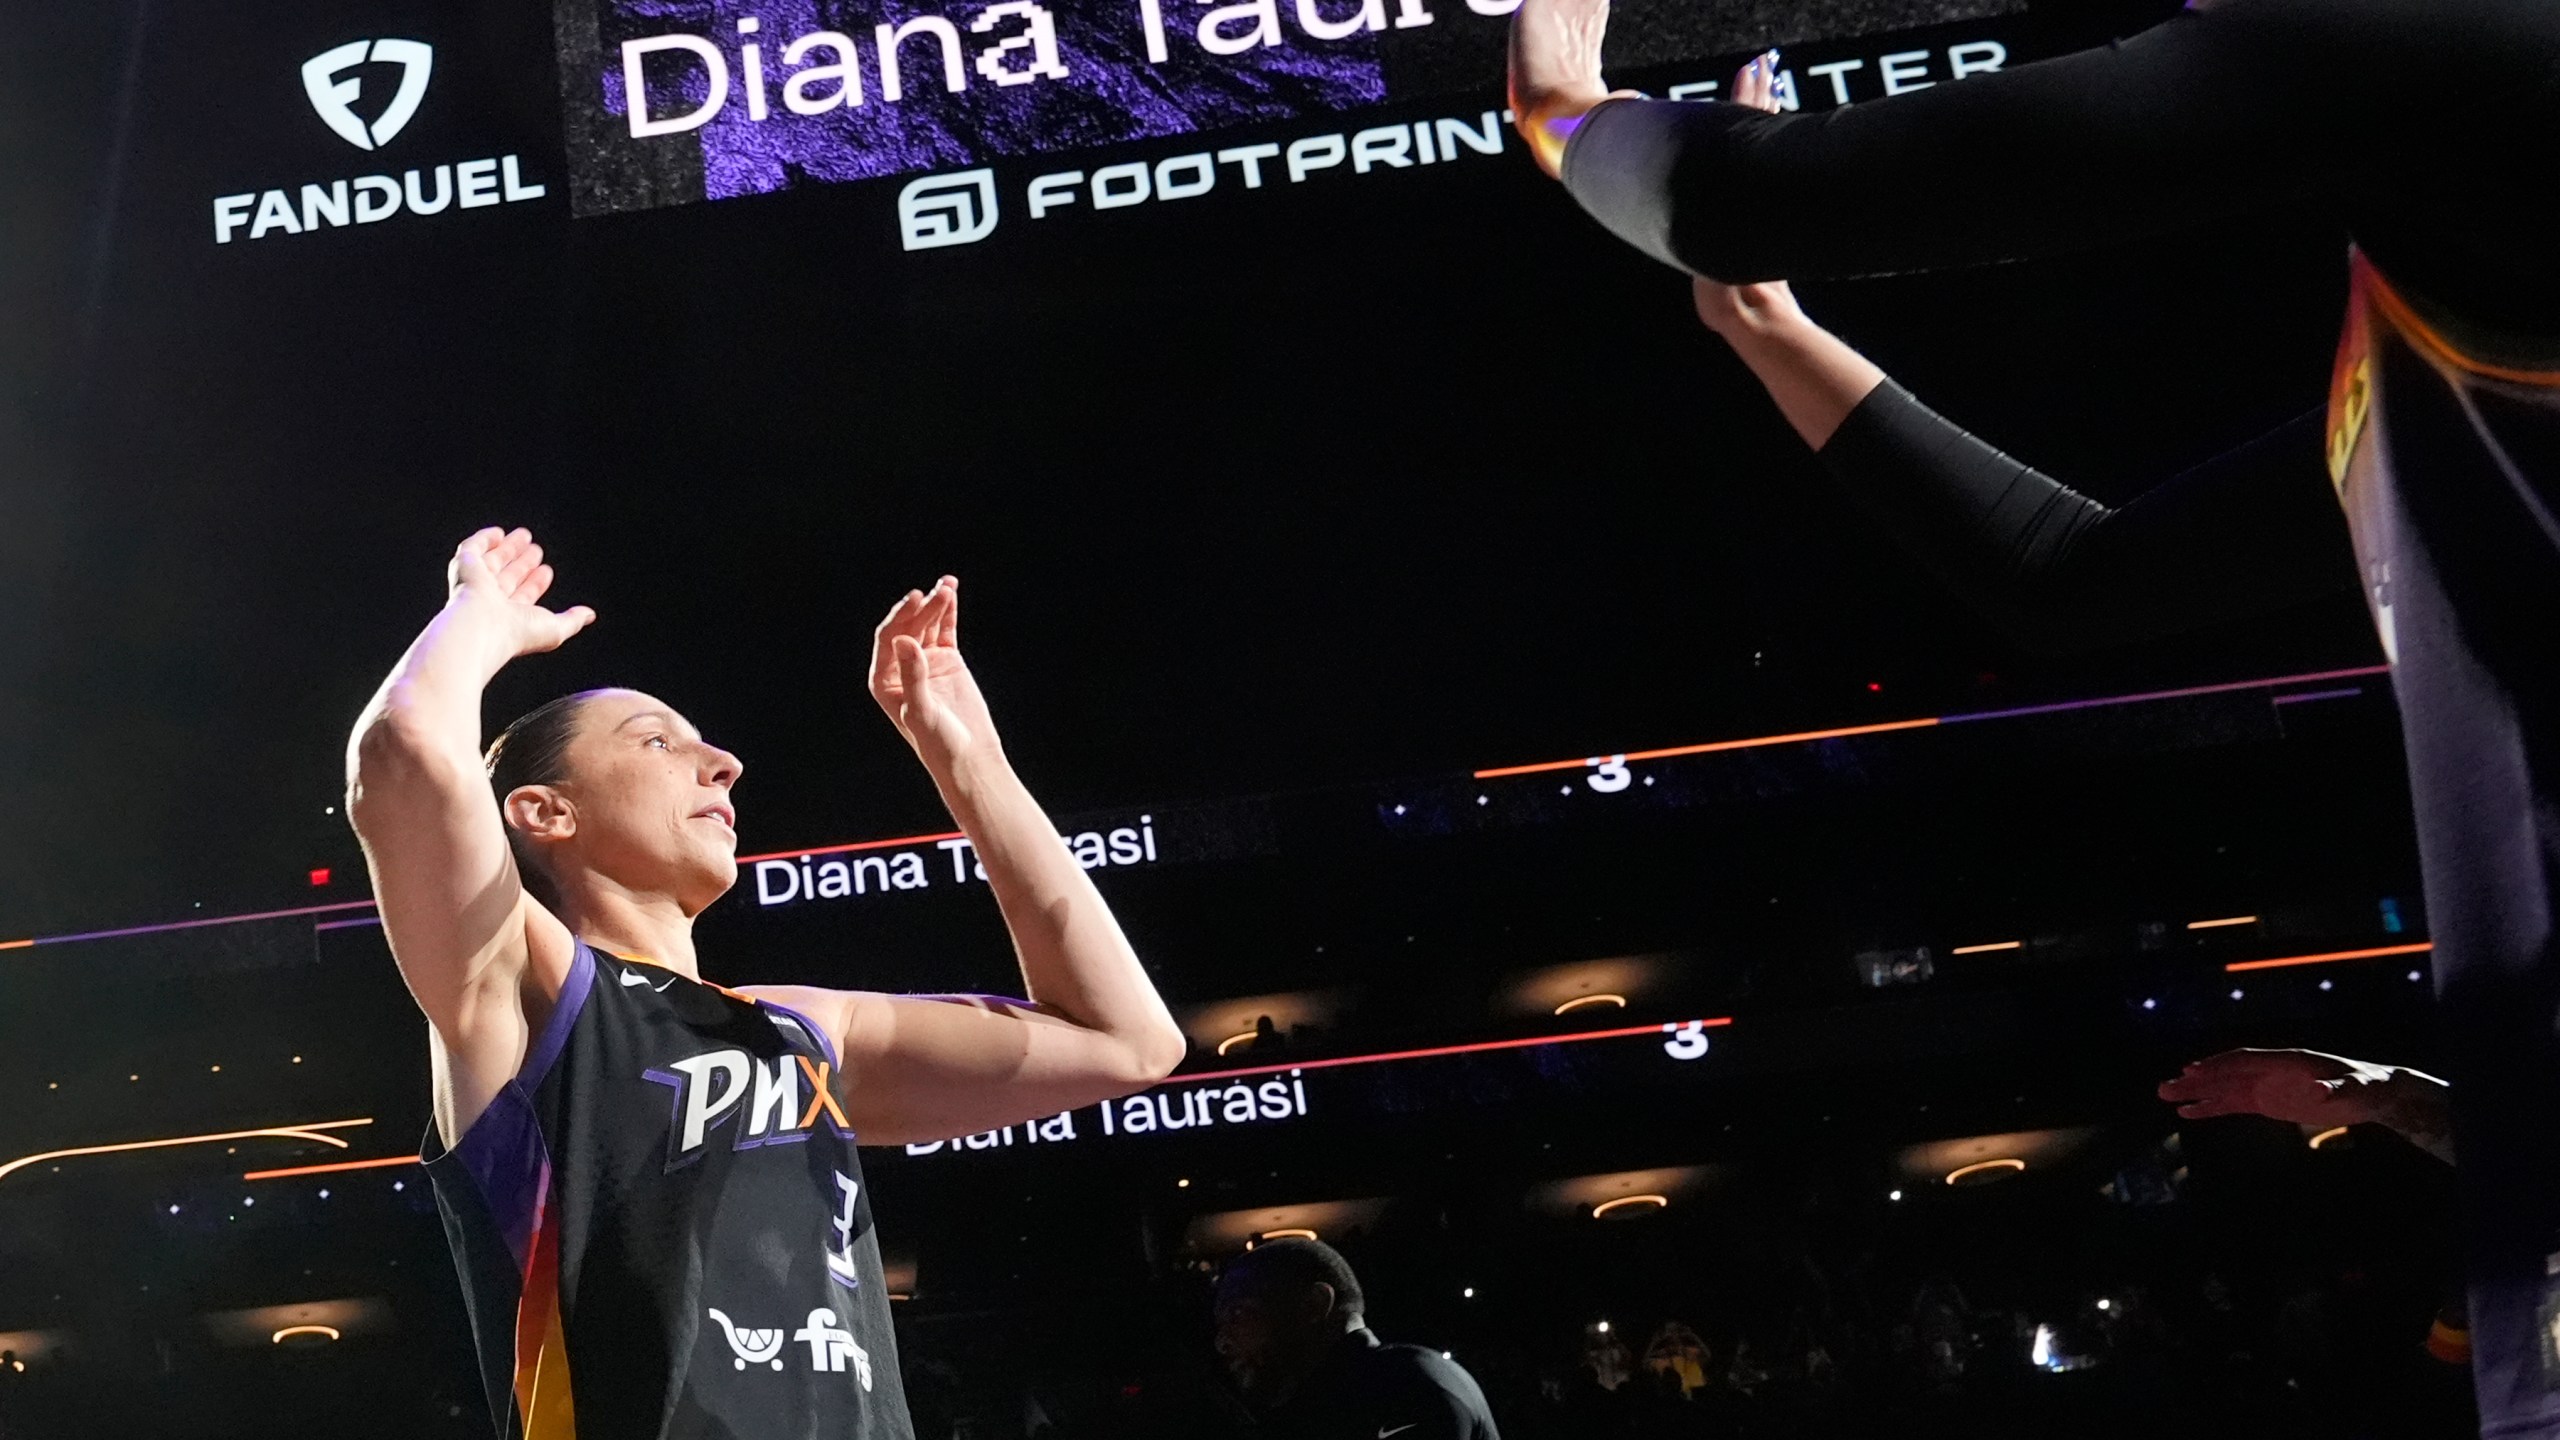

{"left": 551, "top": 0, "right": 2027, "bottom": 216}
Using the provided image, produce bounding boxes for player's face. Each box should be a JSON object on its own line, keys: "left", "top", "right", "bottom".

{"left": 1212, "top": 1283, "right": 1289, "bottom": 1396}
{"left": 553, "top": 690, "right": 743, "bottom": 913}
{"left": 1212, "top": 1277, "right": 1329, "bottom": 1400}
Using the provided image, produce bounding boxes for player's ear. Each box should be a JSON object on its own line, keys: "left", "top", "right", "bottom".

{"left": 1302, "top": 1281, "right": 1339, "bottom": 1326}
{"left": 505, "top": 784, "right": 577, "bottom": 843}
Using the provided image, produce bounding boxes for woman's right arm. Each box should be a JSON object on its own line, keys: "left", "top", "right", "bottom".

{"left": 1696, "top": 278, "right": 2356, "bottom": 653}
{"left": 345, "top": 528, "right": 590, "bottom": 1134}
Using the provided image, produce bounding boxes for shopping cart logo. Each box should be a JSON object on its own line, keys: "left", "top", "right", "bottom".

{"left": 898, "top": 169, "right": 999, "bottom": 251}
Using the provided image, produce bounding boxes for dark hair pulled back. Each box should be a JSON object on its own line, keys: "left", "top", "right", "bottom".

{"left": 484, "top": 690, "right": 603, "bottom": 908}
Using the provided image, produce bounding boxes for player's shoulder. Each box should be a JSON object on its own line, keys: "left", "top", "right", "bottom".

{"left": 1357, "top": 1341, "right": 1493, "bottom": 1409}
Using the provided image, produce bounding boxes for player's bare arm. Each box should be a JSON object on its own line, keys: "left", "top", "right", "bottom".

{"left": 345, "top": 527, "right": 590, "bottom": 1147}
{"left": 746, "top": 578, "right": 1188, "bottom": 1146}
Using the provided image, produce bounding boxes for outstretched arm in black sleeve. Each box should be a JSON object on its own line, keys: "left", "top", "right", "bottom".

{"left": 1692, "top": 276, "right": 2356, "bottom": 652}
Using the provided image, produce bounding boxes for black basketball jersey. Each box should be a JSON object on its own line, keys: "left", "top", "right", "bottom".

{"left": 423, "top": 939, "right": 913, "bottom": 1440}
{"left": 2327, "top": 250, "right": 2560, "bottom": 1431}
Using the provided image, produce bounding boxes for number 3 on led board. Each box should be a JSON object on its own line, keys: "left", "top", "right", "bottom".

{"left": 1662, "top": 1021, "right": 1711, "bottom": 1061}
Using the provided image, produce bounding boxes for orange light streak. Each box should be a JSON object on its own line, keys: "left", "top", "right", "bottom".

{"left": 2224, "top": 942, "right": 2432, "bottom": 973}
{"left": 1944, "top": 1158, "right": 2027, "bottom": 1184}
{"left": 0, "top": 1118, "right": 372, "bottom": 1185}
{"left": 736, "top": 829, "right": 967, "bottom": 864}
{"left": 243, "top": 1153, "right": 423, "bottom": 1182}
{"left": 1175, "top": 1018, "right": 1732, "bottom": 1085}
{"left": 1474, "top": 719, "right": 1939, "bottom": 780}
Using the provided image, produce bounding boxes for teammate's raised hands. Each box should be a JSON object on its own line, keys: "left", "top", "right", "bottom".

{"left": 445, "top": 526, "right": 595, "bottom": 659}
{"left": 1508, "top": 0, "right": 1628, "bottom": 178}
{"left": 1689, "top": 53, "right": 1800, "bottom": 342}
{"left": 2159, "top": 1047, "right": 2453, "bottom": 1162}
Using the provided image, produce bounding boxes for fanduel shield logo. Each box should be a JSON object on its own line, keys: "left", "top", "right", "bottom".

{"left": 216, "top": 35, "right": 546, "bottom": 244}
{"left": 302, "top": 39, "right": 433, "bottom": 151}
{"left": 898, "top": 170, "right": 998, "bottom": 251}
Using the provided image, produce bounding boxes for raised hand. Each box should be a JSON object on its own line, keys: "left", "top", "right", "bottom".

{"left": 1508, "top": 0, "right": 1623, "bottom": 178}
{"left": 869, "top": 577, "right": 998, "bottom": 773}
{"left": 2157, "top": 1048, "right": 2401, "bottom": 1130}
{"left": 1690, "top": 52, "right": 1801, "bottom": 339}
{"left": 1730, "top": 47, "right": 1782, "bottom": 112}
{"left": 444, "top": 527, "right": 595, "bottom": 660}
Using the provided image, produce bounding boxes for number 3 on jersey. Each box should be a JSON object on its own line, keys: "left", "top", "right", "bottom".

{"left": 828, "top": 1171, "right": 861, "bottom": 1290}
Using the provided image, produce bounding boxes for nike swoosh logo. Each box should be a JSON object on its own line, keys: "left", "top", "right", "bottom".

{"left": 1380, "top": 1427, "right": 1417, "bottom": 1438}
{"left": 617, "top": 969, "right": 651, "bottom": 987}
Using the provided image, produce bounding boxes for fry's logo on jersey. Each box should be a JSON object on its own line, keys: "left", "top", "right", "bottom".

{"left": 644, "top": 1047, "right": 852, "bottom": 1166}
{"left": 707, "top": 1307, "right": 873, "bottom": 1388}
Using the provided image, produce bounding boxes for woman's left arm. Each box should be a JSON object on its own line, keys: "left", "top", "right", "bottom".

{"left": 792, "top": 579, "right": 1188, "bottom": 1147}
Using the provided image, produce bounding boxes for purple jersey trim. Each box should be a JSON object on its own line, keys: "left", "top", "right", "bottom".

{"left": 433, "top": 1087, "right": 553, "bottom": 1271}
{"left": 421, "top": 941, "right": 592, "bottom": 1270}
{"left": 758, "top": 998, "right": 840, "bottom": 1071}
{"left": 522, "top": 940, "right": 597, "bottom": 1091}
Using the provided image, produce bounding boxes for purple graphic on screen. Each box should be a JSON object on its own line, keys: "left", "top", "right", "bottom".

{"left": 596, "top": 0, "right": 1387, "bottom": 202}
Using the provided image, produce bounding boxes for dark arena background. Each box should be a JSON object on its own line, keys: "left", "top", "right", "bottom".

{"left": 0, "top": 1, "right": 2479, "bottom": 1437}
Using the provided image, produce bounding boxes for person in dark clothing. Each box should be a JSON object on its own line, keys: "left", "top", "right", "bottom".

{"left": 1512, "top": 10, "right": 2560, "bottom": 1432}
{"left": 1213, "top": 1239, "right": 1500, "bottom": 1439}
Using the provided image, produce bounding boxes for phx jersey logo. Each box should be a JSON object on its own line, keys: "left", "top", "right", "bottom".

{"left": 642, "top": 1047, "right": 853, "bottom": 1168}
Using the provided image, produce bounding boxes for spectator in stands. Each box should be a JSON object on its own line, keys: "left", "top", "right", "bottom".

{"left": 1212, "top": 1237, "right": 1500, "bottom": 1439}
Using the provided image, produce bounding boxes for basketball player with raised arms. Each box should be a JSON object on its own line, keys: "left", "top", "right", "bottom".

{"left": 345, "top": 526, "right": 1189, "bottom": 1439}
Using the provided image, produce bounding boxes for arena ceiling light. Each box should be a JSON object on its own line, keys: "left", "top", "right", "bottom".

{"left": 1186, "top": 1198, "right": 1390, "bottom": 1256}
{"left": 1500, "top": 955, "right": 1674, "bottom": 1020}
{"left": 0, "top": 1331, "right": 62, "bottom": 1365}
{"left": 1527, "top": 1165, "right": 1719, "bottom": 1220}
{"left": 1944, "top": 1158, "right": 2028, "bottom": 1185}
{"left": 203, "top": 1298, "right": 387, "bottom": 1349}
{"left": 1896, "top": 1127, "right": 2097, "bottom": 1190}
{"left": 1175, "top": 990, "right": 1344, "bottom": 1057}
{"left": 2186, "top": 915, "right": 2259, "bottom": 930}
{"left": 0, "top": 1118, "right": 372, "bottom": 1186}
{"left": 1949, "top": 941, "right": 2022, "bottom": 955}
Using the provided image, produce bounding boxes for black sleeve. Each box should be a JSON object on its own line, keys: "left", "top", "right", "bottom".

{"left": 1815, "top": 381, "right": 2356, "bottom": 652}
{"left": 1367, "top": 1348, "right": 1503, "bottom": 1440}
{"left": 1557, "top": 0, "right": 2455, "bottom": 281}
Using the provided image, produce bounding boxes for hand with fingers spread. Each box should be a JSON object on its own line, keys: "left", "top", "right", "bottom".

{"left": 2159, "top": 1047, "right": 2454, "bottom": 1162}
{"left": 869, "top": 577, "right": 998, "bottom": 774}
{"left": 445, "top": 526, "right": 596, "bottom": 662}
